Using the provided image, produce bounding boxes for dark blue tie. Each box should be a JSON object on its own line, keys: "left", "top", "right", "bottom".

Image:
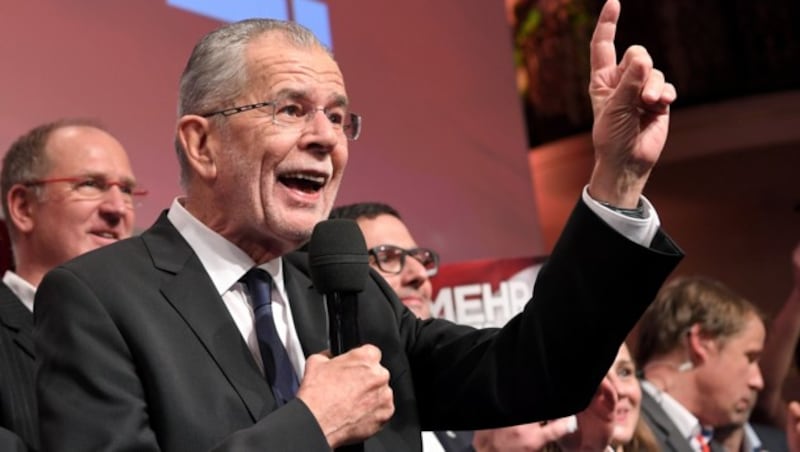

{"left": 242, "top": 269, "right": 299, "bottom": 406}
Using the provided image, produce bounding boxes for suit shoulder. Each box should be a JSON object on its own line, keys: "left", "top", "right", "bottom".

{"left": 58, "top": 236, "right": 148, "bottom": 275}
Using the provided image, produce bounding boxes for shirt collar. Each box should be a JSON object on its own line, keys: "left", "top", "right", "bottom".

{"left": 3, "top": 270, "right": 37, "bottom": 312}
{"left": 742, "top": 422, "right": 762, "bottom": 451}
{"left": 166, "top": 197, "right": 284, "bottom": 296}
{"left": 641, "top": 380, "right": 710, "bottom": 441}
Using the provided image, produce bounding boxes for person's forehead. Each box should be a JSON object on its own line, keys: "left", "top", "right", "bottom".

{"left": 45, "top": 126, "right": 132, "bottom": 176}
{"left": 616, "top": 343, "right": 631, "bottom": 362}
{"left": 738, "top": 314, "right": 766, "bottom": 343}
{"left": 244, "top": 35, "right": 345, "bottom": 99}
{"left": 720, "top": 314, "right": 766, "bottom": 351}
{"left": 357, "top": 215, "right": 418, "bottom": 249}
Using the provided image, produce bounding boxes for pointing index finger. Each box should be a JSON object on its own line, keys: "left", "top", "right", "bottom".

{"left": 590, "top": 0, "right": 621, "bottom": 74}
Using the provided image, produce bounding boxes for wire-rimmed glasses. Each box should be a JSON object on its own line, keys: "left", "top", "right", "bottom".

{"left": 200, "top": 96, "right": 362, "bottom": 141}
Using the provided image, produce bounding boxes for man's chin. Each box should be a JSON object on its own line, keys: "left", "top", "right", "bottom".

{"left": 405, "top": 303, "right": 431, "bottom": 320}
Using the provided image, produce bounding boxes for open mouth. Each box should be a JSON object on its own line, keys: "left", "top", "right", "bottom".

{"left": 278, "top": 171, "right": 327, "bottom": 194}
{"left": 91, "top": 231, "right": 119, "bottom": 240}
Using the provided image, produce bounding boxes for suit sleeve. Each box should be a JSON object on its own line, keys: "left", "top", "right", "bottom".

{"left": 402, "top": 200, "right": 683, "bottom": 430}
{"left": 35, "top": 266, "right": 162, "bottom": 452}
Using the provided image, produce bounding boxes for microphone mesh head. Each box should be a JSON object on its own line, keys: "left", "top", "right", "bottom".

{"left": 308, "top": 219, "right": 369, "bottom": 293}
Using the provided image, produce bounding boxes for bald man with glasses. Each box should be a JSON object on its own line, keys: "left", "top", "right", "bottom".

{"left": 0, "top": 118, "right": 141, "bottom": 451}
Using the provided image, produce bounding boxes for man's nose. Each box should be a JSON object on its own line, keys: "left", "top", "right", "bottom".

{"left": 402, "top": 256, "right": 429, "bottom": 289}
{"left": 97, "top": 186, "right": 133, "bottom": 221}
{"left": 749, "top": 363, "right": 764, "bottom": 391}
{"left": 299, "top": 109, "right": 339, "bottom": 153}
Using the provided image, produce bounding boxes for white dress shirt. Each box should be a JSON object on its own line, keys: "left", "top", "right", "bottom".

{"left": 3, "top": 270, "right": 36, "bottom": 312}
{"left": 167, "top": 198, "right": 306, "bottom": 379}
{"left": 582, "top": 186, "right": 661, "bottom": 247}
{"left": 741, "top": 422, "right": 763, "bottom": 452}
{"left": 641, "top": 380, "right": 710, "bottom": 452}
{"left": 421, "top": 431, "right": 446, "bottom": 452}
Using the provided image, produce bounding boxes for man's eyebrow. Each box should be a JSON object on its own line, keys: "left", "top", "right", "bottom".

{"left": 83, "top": 172, "right": 138, "bottom": 185}
{"left": 273, "top": 88, "right": 307, "bottom": 100}
{"left": 272, "top": 88, "right": 349, "bottom": 107}
{"left": 330, "top": 94, "right": 349, "bottom": 108}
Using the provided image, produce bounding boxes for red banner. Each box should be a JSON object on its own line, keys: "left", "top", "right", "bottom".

{"left": 430, "top": 256, "right": 547, "bottom": 328}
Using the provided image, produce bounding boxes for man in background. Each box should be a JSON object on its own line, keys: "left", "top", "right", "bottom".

{"left": 331, "top": 201, "right": 473, "bottom": 451}
{"left": 636, "top": 276, "right": 786, "bottom": 452}
{"left": 330, "top": 202, "right": 437, "bottom": 320}
{"left": 0, "top": 119, "right": 141, "bottom": 450}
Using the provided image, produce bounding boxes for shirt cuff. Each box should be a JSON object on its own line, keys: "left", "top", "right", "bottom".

{"left": 581, "top": 186, "right": 661, "bottom": 247}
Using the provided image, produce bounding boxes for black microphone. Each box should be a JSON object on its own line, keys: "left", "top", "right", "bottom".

{"left": 308, "top": 220, "right": 369, "bottom": 452}
{"left": 308, "top": 219, "right": 369, "bottom": 356}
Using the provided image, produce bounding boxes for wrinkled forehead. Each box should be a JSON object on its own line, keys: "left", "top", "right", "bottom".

{"left": 243, "top": 32, "right": 346, "bottom": 103}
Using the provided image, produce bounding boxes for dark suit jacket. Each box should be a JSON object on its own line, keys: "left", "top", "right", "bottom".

{"left": 0, "top": 283, "right": 36, "bottom": 451}
{"left": 641, "top": 388, "right": 727, "bottom": 452}
{"left": 34, "top": 201, "right": 682, "bottom": 451}
{"left": 749, "top": 423, "right": 788, "bottom": 452}
{"left": 0, "top": 426, "right": 27, "bottom": 452}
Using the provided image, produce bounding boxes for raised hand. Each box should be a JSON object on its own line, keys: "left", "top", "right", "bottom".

{"left": 588, "top": 0, "right": 677, "bottom": 208}
{"left": 787, "top": 401, "right": 800, "bottom": 452}
{"left": 791, "top": 242, "right": 800, "bottom": 288}
{"left": 297, "top": 344, "right": 395, "bottom": 448}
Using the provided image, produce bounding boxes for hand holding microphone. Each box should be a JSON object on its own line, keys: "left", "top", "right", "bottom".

{"left": 297, "top": 220, "right": 394, "bottom": 450}
{"left": 297, "top": 345, "right": 394, "bottom": 449}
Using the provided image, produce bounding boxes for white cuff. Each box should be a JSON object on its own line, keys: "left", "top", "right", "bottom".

{"left": 582, "top": 186, "right": 661, "bottom": 247}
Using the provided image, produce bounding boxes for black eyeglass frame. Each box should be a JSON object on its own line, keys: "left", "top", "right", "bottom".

{"left": 367, "top": 244, "right": 440, "bottom": 277}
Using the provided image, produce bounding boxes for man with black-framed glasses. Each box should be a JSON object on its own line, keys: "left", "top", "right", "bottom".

{"left": 0, "top": 118, "right": 140, "bottom": 451}
{"left": 330, "top": 201, "right": 474, "bottom": 452}
{"left": 330, "top": 202, "right": 439, "bottom": 321}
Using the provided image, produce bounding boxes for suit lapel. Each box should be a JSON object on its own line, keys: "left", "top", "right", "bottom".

{"left": 282, "top": 255, "right": 328, "bottom": 356}
{"left": 142, "top": 214, "right": 274, "bottom": 421}
{"left": 641, "top": 390, "right": 694, "bottom": 452}
{"left": 0, "top": 284, "right": 35, "bottom": 360}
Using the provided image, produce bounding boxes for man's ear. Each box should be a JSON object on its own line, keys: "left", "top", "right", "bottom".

{"left": 176, "top": 115, "right": 219, "bottom": 182}
{"left": 686, "top": 323, "right": 715, "bottom": 365}
{"left": 6, "top": 185, "right": 36, "bottom": 234}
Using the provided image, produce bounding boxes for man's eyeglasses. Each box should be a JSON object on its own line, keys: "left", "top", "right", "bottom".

{"left": 200, "top": 96, "right": 362, "bottom": 141}
{"left": 368, "top": 245, "right": 440, "bottom": 277}
{"left": 23, "top": 176, "right": 148, "bottom": 208}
